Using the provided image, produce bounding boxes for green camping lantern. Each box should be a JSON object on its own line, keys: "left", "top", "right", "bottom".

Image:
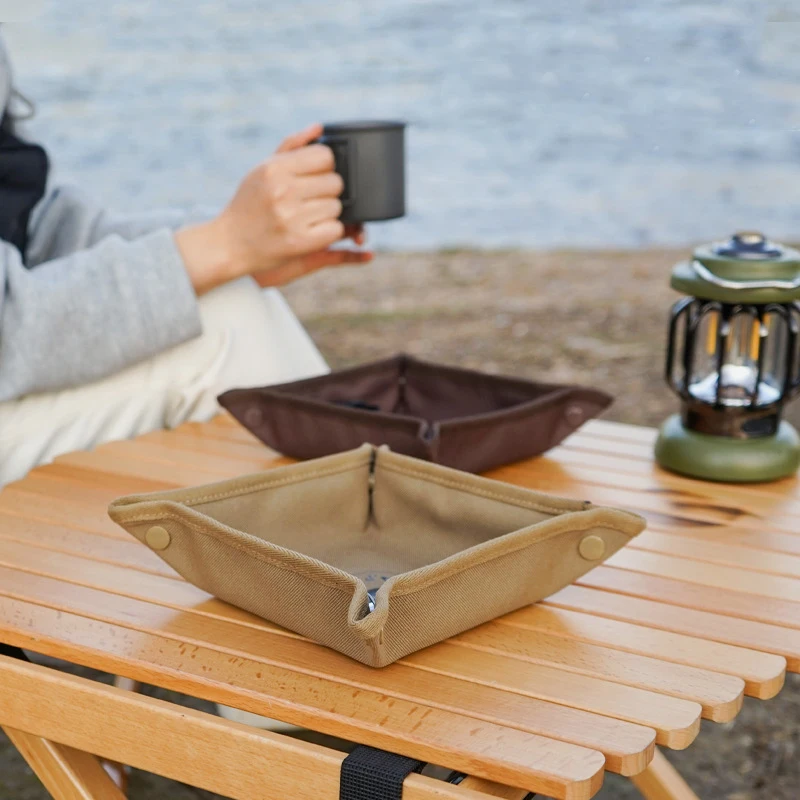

{"left": 655, "top": 232, "right": 800, "bottom": 482}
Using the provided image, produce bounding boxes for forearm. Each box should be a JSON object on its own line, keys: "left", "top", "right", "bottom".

{"left": 0, "top": 231, "right": 201, "bottom": 402}
{"left": 174, "top": 216, "right": 240, "bottom": 296}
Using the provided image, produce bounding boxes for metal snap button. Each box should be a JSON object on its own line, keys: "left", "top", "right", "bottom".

{"left": 565, "top": 404, "right": 585, "bottom": 428}
{"left": 578, "top": 534, "right": 605, "bottom": 561}
{"left": 145, "top": 526, "right": 171, "bottom": 551}
{"left": 244, "top": 407, "right": 263, "bottom": 427}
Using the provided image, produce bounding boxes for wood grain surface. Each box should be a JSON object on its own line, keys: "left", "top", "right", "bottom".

{"left": 0, "top": 414, "right": 796, "bottom": 800}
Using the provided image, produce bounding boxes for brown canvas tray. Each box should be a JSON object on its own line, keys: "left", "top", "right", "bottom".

{"left": 108, "top": 445, "right": 645, "bottom": 667}
{"left": 218, "top": 354, "right": 613, "bottom": 473}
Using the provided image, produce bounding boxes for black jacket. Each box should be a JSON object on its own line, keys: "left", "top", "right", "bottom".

{"left": 0, "top": 113, "right": 49, "bottom": 259}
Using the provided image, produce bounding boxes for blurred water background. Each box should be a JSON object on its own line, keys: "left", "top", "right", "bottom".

{"left": 4, "top": 0, "right": 800, "bottom": 250}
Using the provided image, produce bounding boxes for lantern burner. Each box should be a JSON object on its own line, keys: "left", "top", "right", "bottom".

{"left": 689, "top": 364, "right": 781, "bottom": 407}
{"left": 666, "top": 299, "right": 799, "bottom": 441}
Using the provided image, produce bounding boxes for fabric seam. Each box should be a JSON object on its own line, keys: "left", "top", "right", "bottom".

{"left": 378, "top": 460, "right": 577, "bottom": 515}
{"left": 114, "top": 455, "right": 372, "bottom": 509}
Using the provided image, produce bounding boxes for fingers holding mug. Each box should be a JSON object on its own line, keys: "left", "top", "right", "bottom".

{"left": 344, "top": 223, "right": 366, "bottom": 245}
{"left": 274, "top": 123, "right": 323, "bottom": 154}
{"left": 306, "top": 219, "right": 346, "bottom": 251}
{"left": 284, "top": 142, "right": 335, "bottom": 175}
{"left": 297, "top": 172, "right": 345, "bottom": 200}
{"left": 301, "top": 197, "right": 343, "bottom": 226}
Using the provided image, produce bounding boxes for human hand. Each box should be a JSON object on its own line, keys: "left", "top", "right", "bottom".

{"left": 251, "top": 223, "right": 370, "bottom": 288}
{"left": 176, "top": 123, "right": 372, "bottom": 295}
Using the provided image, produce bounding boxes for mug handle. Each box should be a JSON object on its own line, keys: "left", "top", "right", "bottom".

{"left": 316, "top": 134, "right": 357, "bottom": 209}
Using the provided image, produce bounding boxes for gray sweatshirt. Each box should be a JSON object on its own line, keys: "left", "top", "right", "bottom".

{"left": 0, "top": 36, "right": 205, "bottom": 403}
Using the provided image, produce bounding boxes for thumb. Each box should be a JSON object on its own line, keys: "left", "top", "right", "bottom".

{"left": 275, "top": 123, "right": 324, "bottom": 153}
{"left": 252, "top": 249, "right": 373, "bottom": 288}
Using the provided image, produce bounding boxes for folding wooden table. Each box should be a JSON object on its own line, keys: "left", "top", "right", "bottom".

{"left": 0, "top": 414, "right": 796, "bottom": 800}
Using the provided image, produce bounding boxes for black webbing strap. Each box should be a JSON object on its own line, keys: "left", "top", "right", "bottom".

{"left": 340, "top": 746, "right": 425, "bottom": 800}
{"left": 0, "top": 642, "right": 29, "bottom": 661}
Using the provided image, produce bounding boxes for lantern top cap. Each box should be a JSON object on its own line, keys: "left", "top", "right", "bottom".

{"left": 670, "top": 231, "right": 800, "bottom": 303}
{"left": 693, "top": 231, "right": 800, "bottom": 274}
{"left": 713, "top": 231, "right": 784, "bottom": 260}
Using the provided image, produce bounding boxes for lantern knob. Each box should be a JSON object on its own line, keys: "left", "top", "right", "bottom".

{"left": 714, "top": 231, "right": 783, "bottom": 260}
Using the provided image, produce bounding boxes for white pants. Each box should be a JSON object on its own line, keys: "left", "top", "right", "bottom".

{"left": 0, "top": 278, "right": 329, "bottom": 487}
{"left": 3, "top": 277, "right": 324, "bottom": 731}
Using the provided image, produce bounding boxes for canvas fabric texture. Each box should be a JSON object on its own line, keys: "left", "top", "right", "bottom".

{"left": 218, "top": 354, "right": 613, "bottom": 474}
{"left": 108, "top": 444, "right": 645, "bottom": 667}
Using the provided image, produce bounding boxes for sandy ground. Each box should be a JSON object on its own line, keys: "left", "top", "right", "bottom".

{"left": 284, "top": 246, "right": 800, "bottom": 432}
{"left": 1, "top": 248, "right": 799, "bottom": 799}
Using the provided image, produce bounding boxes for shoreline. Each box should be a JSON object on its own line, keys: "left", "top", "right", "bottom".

{"left": 283, "top": 246, "right": 800, "bottom": 433}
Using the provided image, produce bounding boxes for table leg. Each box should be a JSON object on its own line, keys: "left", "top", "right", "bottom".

{"left": 112, "top": 676, "right": 140, "bottom": 693}
{"left": 98, "top": 676, "right": 141, "bottom": 792}
{"left": 100, "top": 758, "right": 129, "bottom": 794}
{"left": 4, "top": 725, "right": 127, "bottom": 800}
{"left": 631, "top": 749, "right": 700, "bottom": 800}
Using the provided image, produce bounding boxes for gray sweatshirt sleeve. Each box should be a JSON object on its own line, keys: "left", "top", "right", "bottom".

{"left": 0, "top": 30, "right": 210, "bottom": 403}
{"left": 26, "top": 184, "right": 213, "bottom": 265}
{"left": 0, "top": 189, "right": 206, "bottom": 402}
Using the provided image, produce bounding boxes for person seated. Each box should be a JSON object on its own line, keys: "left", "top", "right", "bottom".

{"left": 0, "top": 34, "right": 372, "bottom": 487}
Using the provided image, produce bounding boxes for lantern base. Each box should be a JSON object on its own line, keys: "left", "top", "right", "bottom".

{"left": 655, "top": 414, "right": 800, "bottom": 483}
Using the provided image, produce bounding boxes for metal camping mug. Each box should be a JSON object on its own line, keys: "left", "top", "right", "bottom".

{"left": 316, "top": 121, "right": 406, "bottom": 225}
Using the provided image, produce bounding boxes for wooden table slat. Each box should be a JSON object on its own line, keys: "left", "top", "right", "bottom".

{"left": 644, "top": 523, "right": 800, "bottom": 558}
{"left": 403, "top": 646, "right": 699, "bottom": 750}
{"left": 605, "top": 549, "right": 800, "bottom": 602}
{"left": 500, "top": 606, "right": 785, "bottom": 699}
{"left": 579, "top": 420, "right": 659, "bottom": 443}
{"left": 0, "top": 556, "right": 694, "bottom": 754}
{"left": 0, "top": 564, "right": 658, "bottom": 775}
{"left": 489, "top": 464, "right": 789, "bottom": 534}
{"left": 578, "top": 566, "right": 800, "bottom": 637}
{"left": 0, "top": 596, "right": 607, "bottom": 799}
{"left": 549, "top": 583, "right": 800, "bottom": 670}
{"left": 5, "top": 470, "right": 159, "bottom": 509}
{"left": 0, "top": 488, "right": 129, "bottom": 539}
{"left": 630, "top": 530, "right": 800, "bottom": 578}
{"left": 107, "top": 437, "right": 283, "bottom": 476}
{"left": 52, "top": 451, "right": 231, "bottom": 492}
{"left": 574, "top": 421, "right": 800, "bottom": 500}
{"left": 175, "top": 417, "right": 271, "bottom": 446}
{"left": 555, "top": 440, "right": 800, "bottom": 506}
{"left": 0, "top": 510, "right": 177, "bottom": 578}
{"left": 139, "top": 428, "right": 278, "bottom": 459}
{"left": 451, "top": 626, "right": 743, "bottom": 722}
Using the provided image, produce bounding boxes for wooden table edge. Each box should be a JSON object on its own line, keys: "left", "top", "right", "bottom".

{"left": 0, "top": 653, "right": 587, "bottom": 800}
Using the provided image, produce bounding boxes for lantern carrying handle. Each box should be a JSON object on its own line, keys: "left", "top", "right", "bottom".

{"left": 691, "top": 260, "right": 800, "bottom": 291}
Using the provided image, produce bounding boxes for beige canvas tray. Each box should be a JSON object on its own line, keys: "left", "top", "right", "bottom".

{"left": 108, "top": 445, "right": 645, "bottom": 666}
